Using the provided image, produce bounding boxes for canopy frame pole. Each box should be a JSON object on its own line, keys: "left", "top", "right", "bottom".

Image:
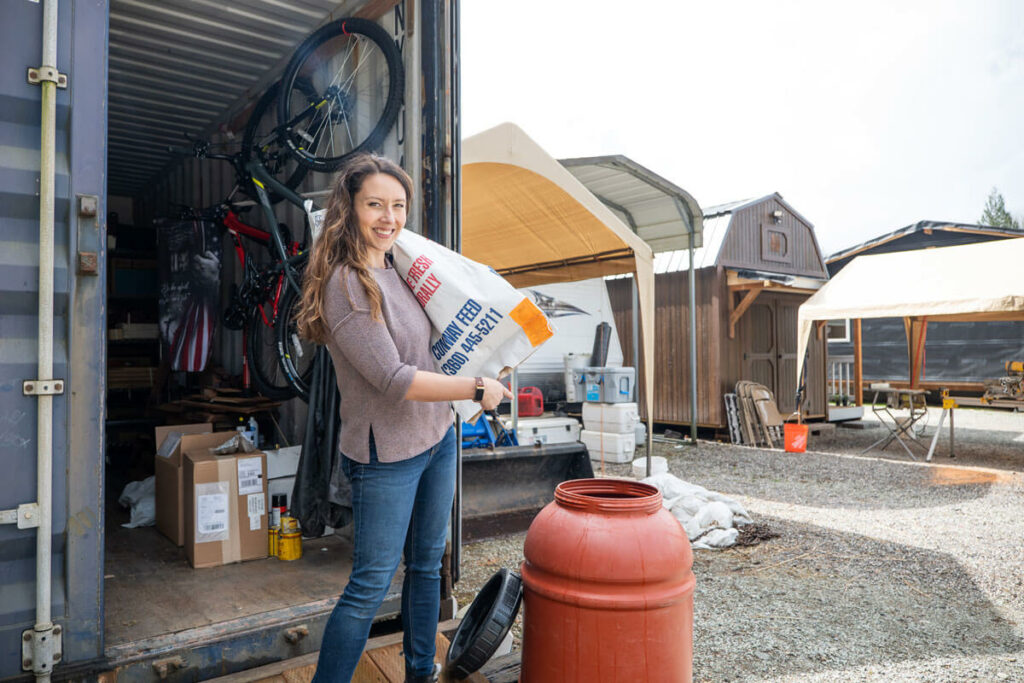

{"left": 688, "top": 232, "right": 698, "bottom": 444}
{"left": 853, "top": 318, "right": 863, "bottom": 406}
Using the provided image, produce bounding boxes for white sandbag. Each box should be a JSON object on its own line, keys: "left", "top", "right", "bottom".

{"left": 693, "top": 528, "right": 739, "bottom": 550}
{"left": 695, "top": 500, "right": 734, "bottom": 530}
{"left": 704, "top": 491, "right": 754, "bottom": 525}
{"left": 643, "top": 471, "right": 752, "bottom": 550}
{"left": 118, "top": 475, "right": 156, "bottom": 528}
{"left": 392, "top": 231, "right": 555, "bottom": 422}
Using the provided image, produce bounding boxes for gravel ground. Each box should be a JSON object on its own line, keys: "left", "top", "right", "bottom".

{"left": 454, "top": 409, "right": 1024, "bottom": 682}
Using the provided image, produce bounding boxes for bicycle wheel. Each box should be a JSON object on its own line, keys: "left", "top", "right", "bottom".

{"left": 275, "top": 281, "right": 317, "bottom": 402}
{"left": 277, "top": 17, "right": 404, "bottom": 172}
{"left": 241, "top": 78, "right": 318, "bottom": 203}
{"left": 247, "top": 309, "right": 298, "bottom": 401}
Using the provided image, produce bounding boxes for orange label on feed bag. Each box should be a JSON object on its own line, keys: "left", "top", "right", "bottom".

{"left": 510, "top": 298, "right": 554, "bottom": 347}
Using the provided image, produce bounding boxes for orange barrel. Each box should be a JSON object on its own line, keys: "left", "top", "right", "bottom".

{"left": 784, "top": 423, "right": 809, "bottom": 453}
{"left": 520, "top": 479, "right": 694, "bottom": 682}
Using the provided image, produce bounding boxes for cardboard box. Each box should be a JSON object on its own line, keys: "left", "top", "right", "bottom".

{"left": 184, "top": 443, "right": 268, "bottom": 569}
{"left": 153, "top": 423, "right": 214, "bottom": 546}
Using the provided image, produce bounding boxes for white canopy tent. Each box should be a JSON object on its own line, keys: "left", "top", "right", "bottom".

{"left": 797, "top": 238, "right": 1024, "bottom": 396}
{"left": 460, "top": 123, "right": 657, "bottom": 457}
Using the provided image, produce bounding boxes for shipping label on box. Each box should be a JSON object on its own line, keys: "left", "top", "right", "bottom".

{"left": 184, "top": 448, "right": 268, "bottom": 568}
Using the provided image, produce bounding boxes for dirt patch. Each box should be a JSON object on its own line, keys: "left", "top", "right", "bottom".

{"left": 733, "top": 522, "right": 780, "bottom": 547}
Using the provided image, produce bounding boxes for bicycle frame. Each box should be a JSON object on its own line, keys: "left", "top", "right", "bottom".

{"left": 222, "top": 209, "right": 300, "bottom": 328}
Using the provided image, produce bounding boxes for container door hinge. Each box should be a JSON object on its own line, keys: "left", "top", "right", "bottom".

{"left": 22, "top": 624, "right": 62, "bottom": 674}
{"left": 23, "top": 380, "right": 65, "bottom": 396}
{"left": 27, "top": 66, "right": 68, "bottom": 88}
{"left": 1, "top": 503, "right": 41, "bottom": 529}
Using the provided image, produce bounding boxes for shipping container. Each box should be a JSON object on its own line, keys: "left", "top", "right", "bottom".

{"left": 0, "top": 0, "right": 459, "bottom": 679}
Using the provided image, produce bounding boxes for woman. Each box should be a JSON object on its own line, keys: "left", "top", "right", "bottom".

{"left": 296, "top": 153, "right": 511, "bottom": 683}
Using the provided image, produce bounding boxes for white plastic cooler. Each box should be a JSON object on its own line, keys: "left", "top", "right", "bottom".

{"left": 582, "top": 401, "right": 639, "bottom": 434}
{"left": 507, "top": 416, "right": 582, "bottom": 446}
{"left": 580, "top": 429, "right": 636, "bottom": 463}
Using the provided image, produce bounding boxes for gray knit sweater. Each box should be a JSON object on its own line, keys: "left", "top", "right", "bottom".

{"left": 323, "top": 263, "right": 453, "bottom": 464}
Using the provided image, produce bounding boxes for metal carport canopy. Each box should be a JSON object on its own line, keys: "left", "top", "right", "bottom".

{"left": 560, "top": 154, "right": 705, "bottom": 442}
{"left": 559, "top": 154, "right": 703, "bottom": 252}
{"left": 460, "top": 122, "right": 659, "bottom": 459}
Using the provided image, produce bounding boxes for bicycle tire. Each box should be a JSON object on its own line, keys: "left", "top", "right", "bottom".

{"left": 241, "top": 78, "right": 318, "bottom": 203}
{"left": 247, "top": 310, "right": 298, "bottom": 401}
{"left": 277, "top": 17, "right": 404, "bottom": 172}
{"left": 274, "top": 280, "right": 317, "bottom": 402}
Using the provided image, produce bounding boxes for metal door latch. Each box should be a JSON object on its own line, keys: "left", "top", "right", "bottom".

{"left": 22, "top": 625, "right": 62, "bottom": 674}
{"left": 23, "top": 380, "right": 64, "bottom": 396}
{"left": 0, "top": 503, "right": 41, "bottom": 529}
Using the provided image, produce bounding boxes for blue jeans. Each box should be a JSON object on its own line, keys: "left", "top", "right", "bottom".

{"left": 313, "top": 425, "right": 456, "bottom": 682}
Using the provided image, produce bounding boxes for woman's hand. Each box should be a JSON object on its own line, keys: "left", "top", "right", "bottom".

{"left": 479, "top": 377, "right": 514, "bottom": 411}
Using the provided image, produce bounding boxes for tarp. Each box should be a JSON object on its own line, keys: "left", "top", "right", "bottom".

{"left": 462, "top": 123, "right": 656, "bottom": 449}
{"left": 797, "top": 238, "right": 1024, "bottom": 378}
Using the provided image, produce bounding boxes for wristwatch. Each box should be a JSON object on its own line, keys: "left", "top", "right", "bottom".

{"left": 473, "top": 376, "right": 485, "bottom": 402}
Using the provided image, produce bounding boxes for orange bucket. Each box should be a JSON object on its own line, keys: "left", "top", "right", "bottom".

{"left": 784, "top": 423, "right": 809, "bottom": 453}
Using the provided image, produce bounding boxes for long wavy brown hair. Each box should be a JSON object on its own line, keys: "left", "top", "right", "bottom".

{"left": 295, "top": 153, "right": 413, "bottom": 344}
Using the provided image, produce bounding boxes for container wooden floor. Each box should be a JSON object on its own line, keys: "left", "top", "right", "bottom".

{"left": 104, "top": 505, "right": 382, "bottom": 646}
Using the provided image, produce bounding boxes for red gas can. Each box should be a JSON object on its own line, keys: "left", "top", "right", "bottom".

{"left": 517, "top": 386, "right": 544, "bottom": 417}
{"left": 520, "top": 479, "right": 694, "bottom": 682}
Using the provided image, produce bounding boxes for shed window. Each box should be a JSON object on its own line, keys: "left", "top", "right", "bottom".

{"left": 826, "top": 319, "right": 850, "bottom": 343}
{"left": 761, "top": 223, "right": 793, "bottom": 263}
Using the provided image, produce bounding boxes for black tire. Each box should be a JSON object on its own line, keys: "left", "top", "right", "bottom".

{"left": 446, "top": 569, "right": 523, "bottom": 679}
{"left": 277, "top": 17, "right": 404, "bottom": 172}
{"left": 274, "top": 280, "right": 317, "bottom": 402}
{"left": 241, "top": 78, "right": 318, "bottom": 203}
{"left": 246, "top": 309, "right": 297, "bottom": 401}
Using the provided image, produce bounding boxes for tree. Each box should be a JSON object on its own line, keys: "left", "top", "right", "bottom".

{"left": 979, "top": 187, "right": 1020, "bottom": 229}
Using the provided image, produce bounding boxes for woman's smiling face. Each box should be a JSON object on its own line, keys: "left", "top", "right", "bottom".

{"left": 354, "top": 172, "right": 408, "bottom": 268}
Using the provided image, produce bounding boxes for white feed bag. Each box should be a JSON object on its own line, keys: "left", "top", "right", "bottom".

{"left": 392, "top": 231, "right": 555, "bottom": 422}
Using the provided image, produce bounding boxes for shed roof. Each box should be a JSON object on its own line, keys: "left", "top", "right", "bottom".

{"left": 558, "top": 155, "right": 703, "bottom": 252}
{"left": 826, "top": 220, "right": 1023, "bottom": 266}
{"left": 107, "top": 0, "right": 389, "bottom": 196}
{"left": 653, "top": 192, "right": 816, "bottom": 274}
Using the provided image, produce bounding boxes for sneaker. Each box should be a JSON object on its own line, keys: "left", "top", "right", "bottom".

{"left": 403, "top": 662, "right": 441, "bottom": 683}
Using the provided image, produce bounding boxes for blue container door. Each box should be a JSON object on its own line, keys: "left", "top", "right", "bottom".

{"left": 0, "top": 0, "right": 107, "bottom": 676}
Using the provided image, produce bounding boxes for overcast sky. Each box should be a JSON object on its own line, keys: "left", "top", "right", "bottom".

{"left": 461, "top": 0, "right": 1024, "bottom": 256}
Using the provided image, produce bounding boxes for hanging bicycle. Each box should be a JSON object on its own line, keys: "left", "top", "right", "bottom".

{"left": 276, "top": 17, "right": 404, "bottom": 172}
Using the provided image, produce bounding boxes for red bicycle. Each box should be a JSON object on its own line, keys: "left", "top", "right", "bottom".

{"left": 173, "top": 137, "right": 317, "bottom": 402}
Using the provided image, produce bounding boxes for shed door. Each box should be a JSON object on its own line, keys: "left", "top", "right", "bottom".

{"left": 739, "top": 293, "right": 801, "bottom": 414}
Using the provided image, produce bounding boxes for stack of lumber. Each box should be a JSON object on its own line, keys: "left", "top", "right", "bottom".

{"left": 158, "top": 387, "right": 280, "bottom": 422}
{"left": 108, "top": 366, "right": 158, "bottom": 390}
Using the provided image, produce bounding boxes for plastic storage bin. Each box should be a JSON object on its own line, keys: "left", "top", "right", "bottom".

{"left": 511, "top": 417, "right": 581, "bottom": 446}
{"left": 563, "top": 353, "right": 591, "bottom": 403}
{"left": 582, "top": 402, "right": 639, "bottom": 433}
{"left": 580, "top": 429, "right": 636, "bottom": 463}
{"left": 580, "top": 367, "right": 636, "bottom": 403}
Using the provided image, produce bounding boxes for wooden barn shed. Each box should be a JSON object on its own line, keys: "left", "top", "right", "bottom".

{"left": 607, "top": 193, "right": 831, "bottom": 430}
